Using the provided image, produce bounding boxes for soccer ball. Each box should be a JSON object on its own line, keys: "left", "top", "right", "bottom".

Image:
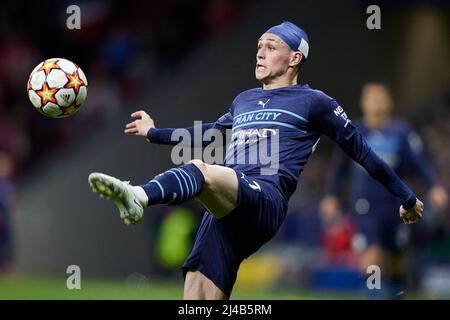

{"left": 27, "top": 58, "right": 88, "bottom": 118}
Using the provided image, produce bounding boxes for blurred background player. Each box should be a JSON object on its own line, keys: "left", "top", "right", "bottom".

{"left": 0, "top": 149, "right": 16, "bottom": 278}
{"left": 319, "top": 82, "right": 448, "bottom": 298}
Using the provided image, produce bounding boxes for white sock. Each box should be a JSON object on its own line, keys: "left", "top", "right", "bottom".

{"left": 132, "top": 186, "right": 149, "bottom": 207}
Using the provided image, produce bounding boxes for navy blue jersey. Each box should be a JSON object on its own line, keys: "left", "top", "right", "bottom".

{"left": 328, "top": 119, "right": 435, "bottom": 213}
{"left": 148, "top": 84, "right": 416, "bottom": 208}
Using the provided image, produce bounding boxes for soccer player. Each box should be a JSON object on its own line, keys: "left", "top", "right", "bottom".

{"left": 89, "top": 22, "right": 424, "bottom": 300}
{"left": 319, "top": 83, "right": 448, "bottom": 297}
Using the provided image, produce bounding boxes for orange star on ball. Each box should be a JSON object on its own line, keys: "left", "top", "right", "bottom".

{"left": 39, "top": 59, "right": 59, "bottom": 75}
{"left": 66, "top": 72, "right": 84, "bottom": 93}
{"left": 37, "top": 82, "right": 58, "bottom": 105}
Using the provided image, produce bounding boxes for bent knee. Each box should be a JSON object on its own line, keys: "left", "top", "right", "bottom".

{"left": 187, "top": 160, "right": 237, "bottom": 196}
{"left": 188, "top": 159, "right": 207, "bottom": 171}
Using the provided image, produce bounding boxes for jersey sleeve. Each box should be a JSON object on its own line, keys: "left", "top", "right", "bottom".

{"left": 212, "top": 111, "right": 233, "bottom": 135}
{"left": 147, "top": 109, "right": 233, "bottom": 147}
{"left": 310, "top": 95, "right": 416, "bottom": 209}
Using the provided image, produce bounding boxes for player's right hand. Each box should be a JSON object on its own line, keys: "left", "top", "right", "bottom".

{"left": 124, "top": 110, "right": 155, "bottom": 137}
{"left": 399, "top": 198, "right": 424, "bottom": 224}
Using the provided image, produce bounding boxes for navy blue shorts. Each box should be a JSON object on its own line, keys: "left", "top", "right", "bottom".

{"left": 182, "top": 170, "right": 287, "bottom": 298}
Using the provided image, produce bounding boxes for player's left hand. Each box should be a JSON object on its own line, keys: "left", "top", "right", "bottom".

{"left": 399, "top": 198, "right": 424, "bottom": 224}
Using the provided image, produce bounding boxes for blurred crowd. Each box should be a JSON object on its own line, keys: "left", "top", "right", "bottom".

{"left": 0, "top": 0, "right": 245, "bottom": 176}
{"left": 0, "top": 0, "right": 247, "bottom": 273}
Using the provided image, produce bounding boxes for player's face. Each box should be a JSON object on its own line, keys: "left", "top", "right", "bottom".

{"left": 255, "top": 34, "right": 293, "bottom": 84}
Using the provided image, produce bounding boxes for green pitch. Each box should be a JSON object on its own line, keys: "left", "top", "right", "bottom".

{"left": 0, "top": 277, "right": 361, "bottom": 300}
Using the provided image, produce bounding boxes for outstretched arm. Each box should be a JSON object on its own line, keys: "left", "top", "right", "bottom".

{"left": 310, "top": 96, "right": 423, "bottom": 224}
{"left": 339, "top": 130, "right": 423, "bottom": 224}
{"left": 124, "top": 110, "right": 233, "bottom": 147}
{"left": 146, "top": 124, "right": 216, "bottom": 147}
